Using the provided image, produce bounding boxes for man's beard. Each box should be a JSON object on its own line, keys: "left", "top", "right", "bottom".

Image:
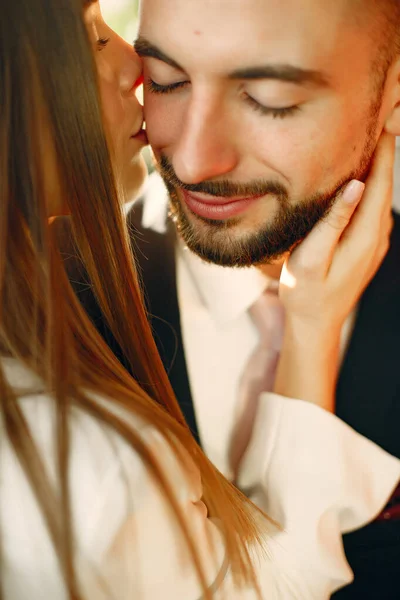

{"left": 157, "top": 116, "right": 378, "bottom": 268}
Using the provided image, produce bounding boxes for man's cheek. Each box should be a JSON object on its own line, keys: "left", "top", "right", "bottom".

{"left": 144, "top": 97, "right": 185, "bottom": 150}
{"left": 144, "top": 94, "right": 166, "bottom": 141}
{"left": 277, "top": 146, "right": 330, "bottom": 199}
{"left": 254, "top": 135, "right": 310, "bottom": 186}
{"left": 284, "top": 128, "right": 339, "bottom": 189}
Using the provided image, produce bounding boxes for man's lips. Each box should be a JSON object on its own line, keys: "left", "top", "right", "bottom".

{"left": 181, "top": 190, "right": 263, "bottom": 220}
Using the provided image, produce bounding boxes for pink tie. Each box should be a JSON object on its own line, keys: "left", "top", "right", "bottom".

{"left": 229, "top": 283, "right": 285, "bottom": 481}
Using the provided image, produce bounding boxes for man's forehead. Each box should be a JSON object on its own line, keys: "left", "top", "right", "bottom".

{"left": 140, "top": 0, "right": 354, "bottom": 33}
{"left": 139, "top": 0, "right": 368, "bottom": 78}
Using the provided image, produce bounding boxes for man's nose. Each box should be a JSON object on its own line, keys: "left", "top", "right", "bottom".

{"left": 172, "top": 94, "right": 239, "bottom": 184}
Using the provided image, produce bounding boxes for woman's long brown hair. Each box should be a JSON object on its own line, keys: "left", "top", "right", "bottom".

{"left": 0, "top": 0, "right": 264, "bottom": 597}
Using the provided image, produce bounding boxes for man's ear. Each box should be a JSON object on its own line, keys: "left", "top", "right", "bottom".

{"left": 384, "top": 57, "right": 400, "bottom": 135}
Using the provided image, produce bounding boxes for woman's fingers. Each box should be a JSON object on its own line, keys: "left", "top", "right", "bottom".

{"left": 288, "top": 132, "right": 395, "bottom": 282}
{"left": 286, "top": 180, "right": 365, "bottom": 279}
{"left": 333, "top": 133, "right": 395, "bottom": 273}
{"left": 359, "top": 132, "right": 395, "bottom": 217}
{"left": 280, "top": 131, "right": 395, "bottom": 328}
{"left": 338, "top": 133, "right": 395, "bottom": 245}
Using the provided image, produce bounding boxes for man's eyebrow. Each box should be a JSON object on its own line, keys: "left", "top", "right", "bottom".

{"left": 228, "top": 64, "right": 330, "bottom": 86}
{"left": 134, "top": 37, "right": 183, "bottom": 71}
{"left": 134, "top": 37, "right": 329, "bottom": 87}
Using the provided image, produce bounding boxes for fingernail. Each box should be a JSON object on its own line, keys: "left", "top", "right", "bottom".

{"left": 343, "top": 180, "right": 365, "bottom": 204}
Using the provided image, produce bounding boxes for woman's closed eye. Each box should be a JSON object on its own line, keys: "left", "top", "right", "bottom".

{"left": 97, "top": 36, "right": 110, "bottom": 51}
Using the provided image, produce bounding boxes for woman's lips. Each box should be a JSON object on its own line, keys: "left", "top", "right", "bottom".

{"left": 131, "top": 129, "right": 148, "bottom": 144}
{"left": 182, "top": 190, "right": 263, "bottom": 220}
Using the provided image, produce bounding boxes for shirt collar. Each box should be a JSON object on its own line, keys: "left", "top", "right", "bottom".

{"left": 141, "top": 172, "right": 170, "bottom": 234}
{"left": 178, "top": 239, "right": 269, "bottom": 324}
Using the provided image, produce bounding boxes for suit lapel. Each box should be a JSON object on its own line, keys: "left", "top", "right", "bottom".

{"left": 128, "top": 200, "right": 201, "bottom": 445}
{"left": 336, "top": 212, "right": 400, "bottom": 458}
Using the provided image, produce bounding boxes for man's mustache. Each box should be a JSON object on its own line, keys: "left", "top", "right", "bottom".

{"left": 158, "top": 154, "right": 288, "bottom": 200}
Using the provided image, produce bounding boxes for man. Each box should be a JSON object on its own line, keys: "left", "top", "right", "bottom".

{"left": 126, "top": 1, "right": 400, "bottom": 598}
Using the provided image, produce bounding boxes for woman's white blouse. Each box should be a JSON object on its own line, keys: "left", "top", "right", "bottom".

{"left": 1, "top": 358, "right": 400, "bottom": 599}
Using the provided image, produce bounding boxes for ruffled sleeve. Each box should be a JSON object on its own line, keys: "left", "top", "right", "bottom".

{"left": 3, "top": 373, "right": 399, "bottom": 599}
{"left": 237, "top": 393, "right": 400, "bottom": 597}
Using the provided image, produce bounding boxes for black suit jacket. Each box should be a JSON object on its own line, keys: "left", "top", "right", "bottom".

{"left": 61, "top": 199, "right": 400, "bottom": 599}
{"left": 128, "top": 199, "right": 400, "bottom": 600}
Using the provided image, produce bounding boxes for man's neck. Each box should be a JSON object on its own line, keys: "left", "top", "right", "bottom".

{"left": 258, "top": 258, "right": 286, "bottom": 281}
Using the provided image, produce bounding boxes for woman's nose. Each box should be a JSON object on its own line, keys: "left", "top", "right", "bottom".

{"left": 118, "top": 39, "right": 142, "bottom": 95}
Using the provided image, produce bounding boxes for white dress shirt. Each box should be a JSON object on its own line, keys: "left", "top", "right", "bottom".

{"left": 2, "top": 357, "right": 400, "bottom": 599}
{"left": 141, "top": 174, "right": 356, "bottom": 481}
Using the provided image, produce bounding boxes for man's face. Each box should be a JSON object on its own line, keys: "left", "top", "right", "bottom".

{"left": 138, "top": 0, "right": 389, "bottom": 266}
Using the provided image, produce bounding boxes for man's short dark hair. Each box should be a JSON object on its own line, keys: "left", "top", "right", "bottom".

{"left": 371, "top": 0, "right": 400, "bottom": 68}
{"left": 353, "top": 0, "right": 400, "bottom": 100}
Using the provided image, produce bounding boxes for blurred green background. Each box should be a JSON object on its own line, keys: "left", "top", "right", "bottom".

{"left": 100, "top": 0, "right": 139, "bottom": 41}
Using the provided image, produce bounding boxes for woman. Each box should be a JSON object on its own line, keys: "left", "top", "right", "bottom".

{"left": 0, "top": 1, "right": 398, "bottom": 599}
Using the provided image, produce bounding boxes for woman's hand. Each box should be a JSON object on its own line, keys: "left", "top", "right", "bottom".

{"left": 274, "top": 133, "right": 395, "bottom": 411}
